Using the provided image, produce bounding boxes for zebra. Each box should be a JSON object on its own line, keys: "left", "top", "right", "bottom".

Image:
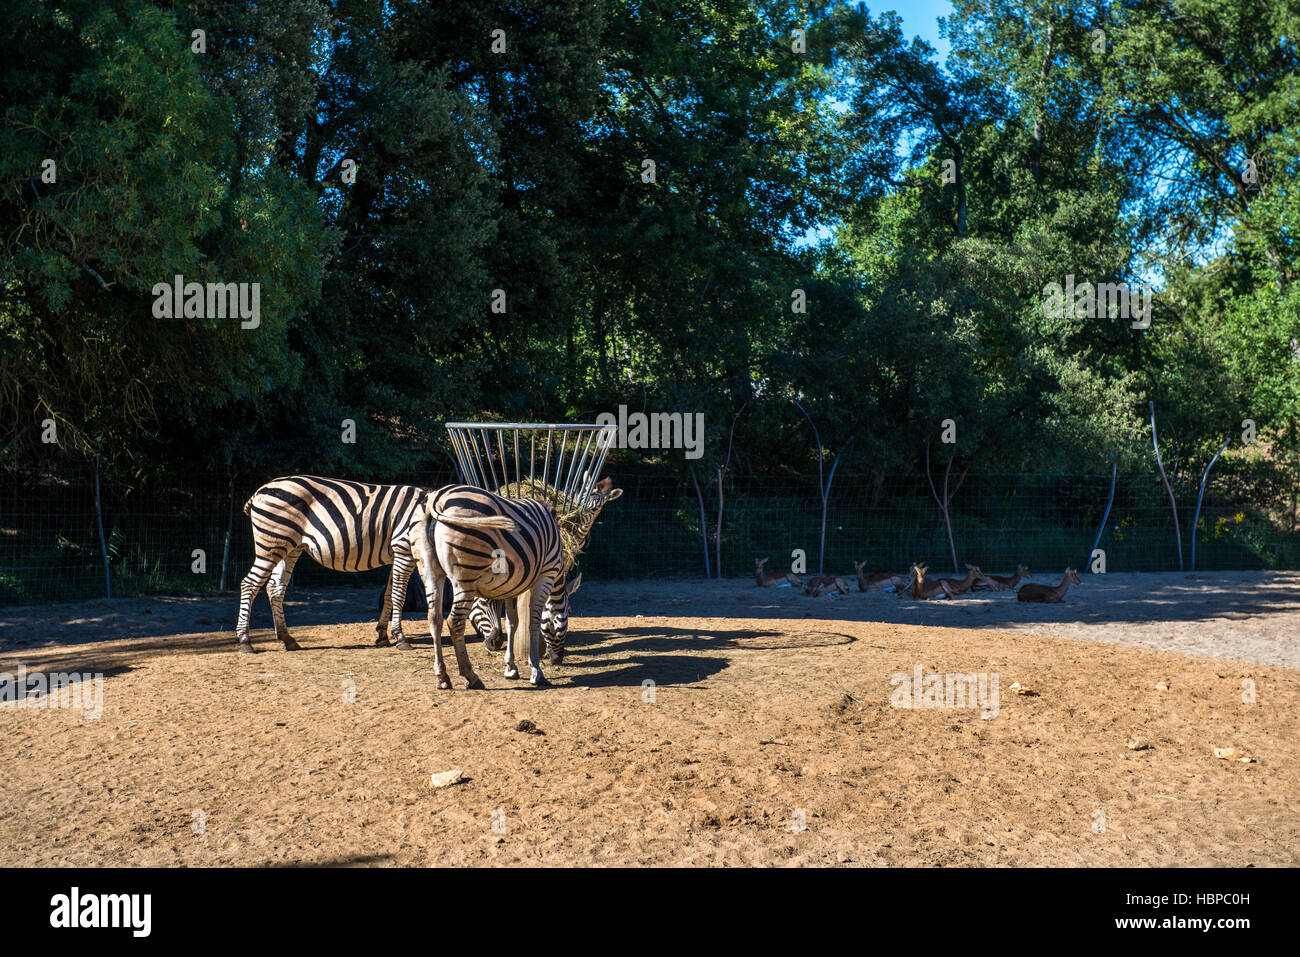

{"left": 473, "top": 572, "right": 582, "bottom": 662}
{"left": 423, "top": 484, "right": 564, "bottom": 687}
{"left": 235, "top": 475, "right": 506, "bottom": 657}
{"left": 541, "top": 572, "right": 582, "bottom": 659}
{"left": 473, "top": 476, "right": 621, "bottom": 659}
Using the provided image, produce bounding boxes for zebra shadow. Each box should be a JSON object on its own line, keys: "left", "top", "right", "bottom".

{"left": 559, "top": 651, "right": 729, "bottom": 688}
{"left": 556, "top": 626, "right": 855, "bottom": 688}
{"left": 569, "top": 625, "right": 856, "bottom": 655}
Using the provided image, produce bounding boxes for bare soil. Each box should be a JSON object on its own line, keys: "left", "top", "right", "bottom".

{"left": 1, "top": 572, "right": 1296, "bottom": 866}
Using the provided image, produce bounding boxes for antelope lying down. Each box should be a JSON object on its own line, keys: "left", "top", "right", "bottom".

{"left": 1017, "top": 568, "right": 1080, "bottom": 603}
{"left": 853, "top": 560, "right": 902, "bottom": 591}
{"left": 755, "top": 558, "right": 801, "bottom": 588}
{"left": 974, "top": 564, "right": 1031, "bottom": 592}
{"left": 803, "top": 575, "right": 850, "bottom": 597}
{"left": 905, "top": 563, "right": 954, "bottom": 600}
{"left": 931, "top": 563, "right": 983, "bottom": 595}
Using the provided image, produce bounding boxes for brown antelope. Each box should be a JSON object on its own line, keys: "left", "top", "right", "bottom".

{"left": 1017, "top": 568, "right": 1080, "bottom": 603}
{"left": 906, "top": 563, "right": 954, "bottom": 600}
{"left": 803, "top": 575, "right": 850, "bottom": 597}
{"left": 853, "top": 560, "right": 898, "bottom": 591}
{"left": 974, "top": 564, "right": 1031, "bottom": 592}
{"left": 932, "top": 564, "right": 983, "bottom": 595}
{"left": 755, "top": 558, "right": 801, "bottom": 588}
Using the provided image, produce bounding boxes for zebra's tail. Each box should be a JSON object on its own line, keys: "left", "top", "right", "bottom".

{"left": 243, "top": 496, "right": 255, "bottom": 517}
{"left": 430, "top": 509, "right": 516, "bottom": 532}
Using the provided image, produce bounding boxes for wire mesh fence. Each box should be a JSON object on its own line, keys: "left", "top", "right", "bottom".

{"left": 2, "top": 466, "right": 1297, "bottom": 607}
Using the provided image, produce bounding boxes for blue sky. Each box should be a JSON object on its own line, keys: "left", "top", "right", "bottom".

{"left": 889, "top": 0, "right": 953, "bottom": 63}
{"left": 796, "top": 2, "right": 954, "bottom": 247}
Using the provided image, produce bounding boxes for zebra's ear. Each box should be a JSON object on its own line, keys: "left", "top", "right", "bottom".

{"left": 605, "top": 487, "right": 623, "bottom": 501}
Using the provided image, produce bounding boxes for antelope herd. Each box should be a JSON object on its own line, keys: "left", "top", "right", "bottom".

{"left": 758, "top": 557, "right": 1083, "bottom": 604}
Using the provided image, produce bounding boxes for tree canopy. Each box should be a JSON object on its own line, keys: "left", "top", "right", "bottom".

{"left": 3, "top": 0, "right": 1298, "bottom": 508}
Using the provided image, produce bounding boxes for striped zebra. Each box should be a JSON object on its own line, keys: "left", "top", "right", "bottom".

{"left": 425, "top": 484, "right": 564, "bottom": 686}
{"left": 472, "top": 572, "right": 582, "bottom": 661}
{"left": 473, "top": 476, "right": 621, "bottom": 659}
{"left": 235, "top": 476, "right": 504, "bottom": 658}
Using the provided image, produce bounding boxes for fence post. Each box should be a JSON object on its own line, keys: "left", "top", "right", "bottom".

{"left": 1190, "top": 438, "right": 1230, "bottom": 571}
{"left": 93, "top": 451, "right": 111, "bottom": 599}
{"left": 1149, "top": 401, "right": 1183, "bottom": 570}
{"left": 220, "top": 470, "right": 234, "bottom": 591}
{"left": 715, "top": 467, "right": 724, "bottom": 578}
{"left": 925, "top": 441, "right": 960, "bottom": 573}
{"left": 821, "top": 437, "right": 853, "bottom": 574}
{"left": 1087, "top": 460, "right": 1117, "bottom": 573}
{"left": 690, "top": 467, "right": 711, "bottom": 577}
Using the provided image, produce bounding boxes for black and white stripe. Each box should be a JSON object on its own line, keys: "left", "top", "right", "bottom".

{"left": 426, "top": 484, "right": 564, "bottom": 686}
{"left": 473, "top": 572, "right": 581, "bottom": 663}
{"left": 470, "top": 477, "right": 620, "bottom": 662}
{"left": 234, "top": 475, "right": 508, "bottom": 656}
{"left": 237, "top": 476, "right": 425, "bottom": 652}
{"left": 540, "top": 573, "right": 582, "bottom": 660}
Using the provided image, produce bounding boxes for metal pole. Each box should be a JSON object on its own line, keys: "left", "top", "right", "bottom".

{"left": 1149, "top": 401, "right": 1183, "bottom": 570}
{"left": 93, "top": 452, "right": 111, "bottom": 599}
{"left": 220, "top": 470, "right": 233, "bottom": 591}
{"left": 1087, "top": 460, "right": 1117, "bottom": 573}
{"left": 1191, "top": 438, "right": 1230, "bottom": 571}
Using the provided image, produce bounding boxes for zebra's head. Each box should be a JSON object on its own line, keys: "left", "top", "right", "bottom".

{"left": 470, "top": 598, "right": 505, "bottom": 651}
{"left": 542, "top": 572, "right": 583, "bottom": 664}
{"left": 572, "top": 477, "right": 622, "bottom": 541}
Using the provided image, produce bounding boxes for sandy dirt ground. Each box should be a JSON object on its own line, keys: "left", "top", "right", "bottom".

{"left": 1, "top": 571, "right": 1297, "bottom": 866}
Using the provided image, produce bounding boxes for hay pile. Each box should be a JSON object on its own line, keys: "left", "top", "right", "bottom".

{"left": 496, "top": 479, "right": 585, "bottom": 573}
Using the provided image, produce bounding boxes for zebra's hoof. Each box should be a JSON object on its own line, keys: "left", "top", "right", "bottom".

{"left": 394, "top": 638, "right": 413, "bottom": 651}
{"left": 237, "top": 641, "right": 256, "bottom": 655}
{"left": 436, "top": 674, "right": 452, "bottom": 691}
{"left": 281, "top": 637, "right": 301, "bottom": 651}
{"left": 374, "top": 635, "right": 391, "bottom": 647}
{"left": 503, "top": 664, "right": 520, "bottom": 680}
{"left": 529, "top": 670, "right": 549, "bottom": 688}
{"left": 463, "top": 674, "right": 485, "bottom": 691}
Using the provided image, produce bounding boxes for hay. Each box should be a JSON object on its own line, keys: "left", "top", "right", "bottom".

{"left": 495, "top": 479, "right": 585, "bottom": 574}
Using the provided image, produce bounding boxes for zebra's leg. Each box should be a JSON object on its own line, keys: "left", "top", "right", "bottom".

{"left": 236, "top": 549, "right": 287, "bottom": 654}
{"left": 442, "top": 586, "right": 483, "bottom": 691}
{"left": 411, "top": 510, "right": 445, "bottom": 646}
{"left": 387, "top": 543, "right": 416, "bottom": 650}
{"left": 414, "top": 526, "right": 481, "bottom": 689}
{"left": 375, "top": 569, "right": 395, "bottom": 646}
{"left": 267, "top": 548, "right": 304, "bottom": 651}
{"left": 524, "top": 577, "right": 552, "bottom": 687}
{"left": 430, "top": 582, "right": 458, "bottom": 689}
{"left": 502, "top": 597, "right": 522, "bottom": 680}
{"left": 430, "top": 575, "right": 444, "bottom": 646}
